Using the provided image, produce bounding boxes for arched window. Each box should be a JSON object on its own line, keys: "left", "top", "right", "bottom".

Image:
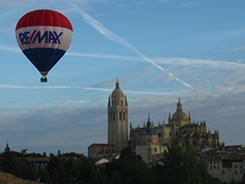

{"left": 121, "top": 100, "right": 123, "bottom": 106}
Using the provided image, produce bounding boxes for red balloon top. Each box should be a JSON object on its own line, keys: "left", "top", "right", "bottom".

{"left": 16, "top": 9, "right": 73, "bottom": 31}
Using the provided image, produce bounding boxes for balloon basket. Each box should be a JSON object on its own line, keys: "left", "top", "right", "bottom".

{"left": 41, "top": 77, "right": 48, "bottom": 83}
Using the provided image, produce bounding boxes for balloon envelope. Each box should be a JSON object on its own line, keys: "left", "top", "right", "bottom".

{"left": 16, "top": 9, "right": 73, "bottom": 80}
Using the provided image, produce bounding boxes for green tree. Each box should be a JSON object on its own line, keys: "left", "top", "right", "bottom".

{"left": 154, "top": 145, "right": 220, "bottom": 184}
{"left": 101, "top": 148, "right": 156, "bottom": 184}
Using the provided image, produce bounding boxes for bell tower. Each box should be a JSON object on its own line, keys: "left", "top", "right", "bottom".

{"left": 108, "top": 80, "right": 128, "bottom": 152}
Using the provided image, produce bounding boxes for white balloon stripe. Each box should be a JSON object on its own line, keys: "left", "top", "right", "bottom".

{"left": 16, "top": 26, "right": 72, "bottom": 51}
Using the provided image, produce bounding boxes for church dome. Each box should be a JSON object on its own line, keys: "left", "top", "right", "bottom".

{"left": 112, "top": 80, "right": 124, "bottom": 97}
{"left": 172, "top": 111, "right": 187, "bottom": 121}
{"left": 172, "top": 98, "right": 187, "bottom": 121}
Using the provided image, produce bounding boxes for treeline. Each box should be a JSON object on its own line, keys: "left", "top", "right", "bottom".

{"left": 0, "top": 146, "right": 224, "bottom": 184}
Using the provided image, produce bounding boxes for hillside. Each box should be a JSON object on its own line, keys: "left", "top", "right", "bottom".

{"left": 0, "top": 172, "right": 40, "bottom": 184}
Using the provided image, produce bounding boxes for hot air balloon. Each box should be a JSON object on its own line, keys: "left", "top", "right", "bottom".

{"left": 15, "top": 9, "right": 73, "bottom": 82}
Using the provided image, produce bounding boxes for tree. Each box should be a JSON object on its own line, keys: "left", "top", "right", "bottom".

{"left": 101, "top": 148, "right": 156, "bottom": 184}
{"left": 154, "top": 145, "right": 220, "bottom": 184}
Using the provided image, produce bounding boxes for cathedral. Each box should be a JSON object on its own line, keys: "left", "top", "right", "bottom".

{"left": 88, "top": 80, "right": 220, "bottom": 163}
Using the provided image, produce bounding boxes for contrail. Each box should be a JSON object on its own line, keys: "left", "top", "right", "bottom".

{"left": 0, "top": 45, "right": 20, "bottom": 53}
{"left": 67, "top": 52, "right": 141, "bottom": 62}
{"left": 72, "top": 3, "right": 194, "bottom": 90}
{"left": 2, "top": 45, "right": 244, "bottom": 69}
{"left": 0, "top": 84, "right": 171, "bottom": 95}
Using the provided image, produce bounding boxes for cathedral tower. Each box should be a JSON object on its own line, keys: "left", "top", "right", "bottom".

{"left": 108, "top": 80, "right": 128, "bottom": 152}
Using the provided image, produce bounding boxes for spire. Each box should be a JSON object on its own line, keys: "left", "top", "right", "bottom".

{"left": 125, "top": 95, "right": 128, "bottom": 106}
{"left": 5, "top": 141, "right": 10, "bottom": 152}
{"left": 188, "top": 112, "right": 191, "bottom": 120}
{"left": 115, "top": 79, "right": 120, "bottom": 89}
{"left": 146, "top": 114, "right": 151, "bottom": 128}
{"left": 177, "top": 97, "right": 183, "bottom": 112}
{"left": 108, "top": 96, "right": 111, "bottom": 106}
{"left": 168, "top": 113, "right": 171, "bottom": 123}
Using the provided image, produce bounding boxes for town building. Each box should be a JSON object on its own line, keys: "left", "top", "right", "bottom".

{"left": 201, "top": 145, "right": 245, "bottom": 183}
{"left": 88, "top": 80, "right": 220, "bottom": 164}
{"left": 88, "top": 144, "right": 116, "bottom": 160}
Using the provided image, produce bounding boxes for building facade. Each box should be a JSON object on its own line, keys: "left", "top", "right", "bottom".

{"left": 201, "top": 145, "right": 245, "bottom": 183}
{"left": 88, "top": 144, "right": 116, "bottom": 160}
{"left": 88, "top": 80, "right": 128, "bottom": 159}
{"left": 130, "top": 98, "right": 220, "bottom": 164}
{"left": 108, "top": 80, "right": 128, "bottom": 152}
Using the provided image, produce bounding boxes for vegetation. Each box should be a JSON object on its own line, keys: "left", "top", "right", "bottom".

{"left": 0, "top": 146, "right": 224, "bottom": 184}
{"left": 0, "top": 172, "right": 40, "bottom": 184}
{"left": 154, "top": 145, "right": 220, "bottom": 184}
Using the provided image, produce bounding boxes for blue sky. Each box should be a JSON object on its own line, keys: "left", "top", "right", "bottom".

{"left": 0, "top": 0, "right": 245, "bottom": 154}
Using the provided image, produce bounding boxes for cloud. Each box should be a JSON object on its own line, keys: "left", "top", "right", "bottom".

{"left": 3, "top": 44, "right": 244, "bottom": 70}
{"left": 153, "top": 57, "right": 245, "bottom": 69}
{"left": 1, "top": 71, "right": 245, "bottom": 153}
{"left": 0, "top": 105, "right": 107, "bottom": 153}
{"left": 0, "top": 84, "right": 173, "bottom": 96}
{"left": 231, "top": 47, "right": 245, "bottom": 52}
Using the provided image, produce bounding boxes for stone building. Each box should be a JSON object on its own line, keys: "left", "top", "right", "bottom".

{"left": 132, "top": 116, "right": 168, "bottom": 164}
{"left": 88, "top": 80, "right": 220, "bottom": 163}
{"left": 88, "top": 80, "right": 128, "bottom": 158}
{"left": 107, "top": 80, "right": 128, "bottom": 152}
{"left": 88, "top": 144, "right": 116, "bottom": 160}
{"left": 130, "top": 98, "right": 220, "bottom": 164}
{"left": 201, "top": 145, "right": 245, "bottom": 183}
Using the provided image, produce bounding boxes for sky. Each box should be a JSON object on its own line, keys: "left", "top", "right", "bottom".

{"left": 0, "top": 0, "right": 245, "bottom": 154}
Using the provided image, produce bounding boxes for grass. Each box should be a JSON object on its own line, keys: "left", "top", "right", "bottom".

{"left": 0, "top": 172, "right": 41, "bottom": 184}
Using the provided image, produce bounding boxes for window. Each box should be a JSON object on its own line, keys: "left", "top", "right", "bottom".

{"left": 119, "top": 112, "right": 122, "bottom": 120}
{"left": 222, "top": 170, "right": 225, "bottom": 174}
{"left": 154, "top": 147, "right": 157, "bottom": 152}
{"left": 123, "top": 112, "right": 126, "bottom": 120}
{"left": 113, "top": 112, "right": 115, "bottom": 120}
{"left": 121, "top": 100, "right": 123, "bottom": 106}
